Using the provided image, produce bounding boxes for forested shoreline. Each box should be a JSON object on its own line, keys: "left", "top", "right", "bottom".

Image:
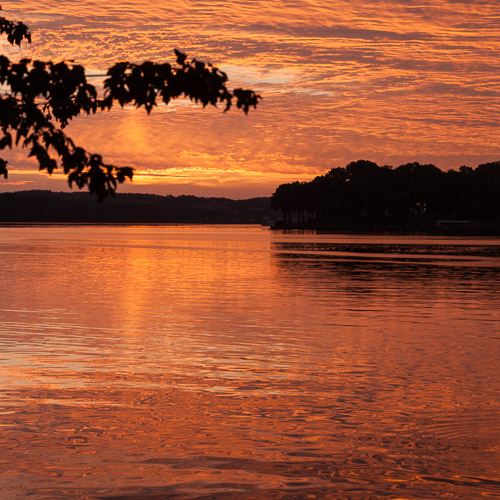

{"left": 2, "top": 160, "right": 500, "bottom": 232}
{"left": 271, "top": 160, "right": 500, "bottom": 233}
{"left": 0, "top": 191, "right": 275, "bottom": 223}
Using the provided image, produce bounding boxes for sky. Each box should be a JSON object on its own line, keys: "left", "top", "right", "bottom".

{"left": 0, "top": 0, "right": 499, "bottom": 198}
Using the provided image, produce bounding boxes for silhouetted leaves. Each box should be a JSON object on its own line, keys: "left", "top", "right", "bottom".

{"left": 0, "top": 8, "right": 261, "bottom": 199}
{"left": 233, "top": 88, "right": 261, "bottom": 114}
{"left": 0, "top": 7, "right": 31, "bottom": 46}
{"left": 100, "top": 55, "right": 261, "bottom": 116}
{"left": 0, "top": 158, "right": 7, "bottom": 178}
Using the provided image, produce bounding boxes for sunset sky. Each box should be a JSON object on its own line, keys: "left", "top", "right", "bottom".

{"left": 1, "top": 0, "right": 499, "bottom": 198}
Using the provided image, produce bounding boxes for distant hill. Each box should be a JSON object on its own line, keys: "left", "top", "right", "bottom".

{"left": 0, "top": 191, "right": 277, "bottom": 224}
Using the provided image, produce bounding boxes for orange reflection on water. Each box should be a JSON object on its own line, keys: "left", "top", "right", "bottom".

{"left": 0, "top": 226, "right": 499, "bottom": 497}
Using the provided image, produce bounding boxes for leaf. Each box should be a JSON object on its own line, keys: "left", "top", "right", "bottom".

{"left": 174, "top": 49, "right": 187, "bottom": 66}
{"left": 0, "top": 157, "right": 8, "bottom": 179}
{"left": 0, "top": 132, "right": 12, "bottom": 149}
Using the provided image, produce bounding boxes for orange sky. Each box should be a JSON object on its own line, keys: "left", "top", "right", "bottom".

{"left": 1, "top": 0, "right": 499, "bottom": 198}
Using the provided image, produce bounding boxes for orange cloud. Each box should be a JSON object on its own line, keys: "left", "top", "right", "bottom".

{"left": 1, "top": 0, "right": 499, "bottom": 197}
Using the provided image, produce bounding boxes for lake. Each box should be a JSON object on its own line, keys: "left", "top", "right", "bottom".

{"left": 0, "top": 225, "right": 499, "bottom": 499}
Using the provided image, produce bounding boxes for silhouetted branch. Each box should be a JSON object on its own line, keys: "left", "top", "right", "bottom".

{"left": 0, "top": 7, "right": 261, "bottom": 198}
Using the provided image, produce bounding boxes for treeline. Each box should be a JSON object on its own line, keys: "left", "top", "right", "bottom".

{"left": 271, "top": 160, "right": 500, "bottom": 231}
{"left": 0, "top": 191, "right": 275, "bottom": 223}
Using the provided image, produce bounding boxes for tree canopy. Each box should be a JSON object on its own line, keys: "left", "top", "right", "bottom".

{"left": 0, "top": 7, "right": 261, "bottom": 199}
{"left": 271, "top": 159, "right": 500, "bottom": 229}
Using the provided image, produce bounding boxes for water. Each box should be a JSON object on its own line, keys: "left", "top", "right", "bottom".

{"left": 0, "top": 225, "right": 499, "bottom": 499}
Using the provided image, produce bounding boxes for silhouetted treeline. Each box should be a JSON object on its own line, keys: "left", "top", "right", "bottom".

{"left": 271, "top": 160, "right": 500, "bottom": 232}
{"left": 0, "top": 191, "right": 276, "bottom": 223}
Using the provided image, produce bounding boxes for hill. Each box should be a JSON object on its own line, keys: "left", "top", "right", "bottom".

{"left": 0, "top": 191, "right": 276, "bottom": 224}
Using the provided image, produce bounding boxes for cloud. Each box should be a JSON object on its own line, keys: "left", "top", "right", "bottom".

{"left": 1, "top": 0, "right": 498, "bottom": 197}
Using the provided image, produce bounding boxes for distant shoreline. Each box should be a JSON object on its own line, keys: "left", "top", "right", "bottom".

{"left": 2, "top": 190, "right": 499, "bottom": 235}
{"left": 0, "top": 190, "right": 277, "bottom": 224}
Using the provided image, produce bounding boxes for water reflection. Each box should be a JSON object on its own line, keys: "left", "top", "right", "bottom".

{"left": 0, "top": 226, "right": 499, "bottom": 498}
{"left": 272, "top": 241, "right": 500, "bottom": 304}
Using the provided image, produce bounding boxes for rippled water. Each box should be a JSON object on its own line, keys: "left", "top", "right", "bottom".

{"left": 0, "top": 225, "right": 499, "bottom": 499}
